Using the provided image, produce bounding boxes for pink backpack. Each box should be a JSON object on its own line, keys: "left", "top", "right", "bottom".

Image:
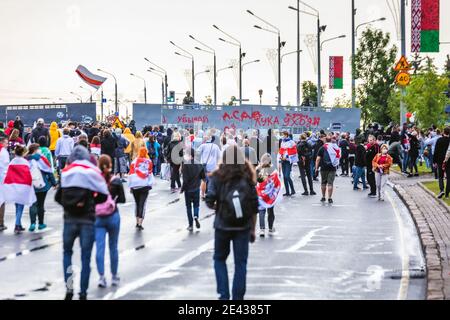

{"left": 95, "top": 177, "right": 118, "bottom": 217}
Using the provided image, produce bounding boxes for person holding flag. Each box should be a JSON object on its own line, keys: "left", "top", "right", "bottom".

{"left": 26, "top": 143, "right": 57, "bottom": 232}
{"left": 278, "top": 131, "right": 298, "bottom": 197}
{"left": 315, "top": 134, "right": 341, "bottom": 204}
{"left": 128, "top": 147, "right": 154, "bottom": 230}
{"left": 256, "top": 153, "right": 281, "bottom": 237}
{"left": 1, "top": 145, "right": 37, "bottom": 234}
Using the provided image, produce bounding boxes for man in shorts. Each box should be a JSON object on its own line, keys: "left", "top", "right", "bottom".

{"left": 315, "top": 134, "right": 340, "bottom": 204}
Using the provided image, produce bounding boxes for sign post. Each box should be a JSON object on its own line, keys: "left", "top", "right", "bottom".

{"left": 394, "top": 55, "right": 411, "bottom": 124}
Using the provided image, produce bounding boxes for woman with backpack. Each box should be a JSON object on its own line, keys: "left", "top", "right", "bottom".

{"left": 27, "top": 143, "right": 56, "bottom": 232}
{"left": 95, "top": 155, "right": 126, "bottom": 288}
{"left": 147, "top": 135, "right": 161, "bottom": 176}
{"left": 129, "top": 147, "right": 154, "bottom": 230}
{"left": 205, "top": 146, "right": 258, "bottom": 300}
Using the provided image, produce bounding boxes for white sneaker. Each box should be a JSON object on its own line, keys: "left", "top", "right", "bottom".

{"left": 259, "top": 229, "right": 265, "bottom": 237}
{"left": 268, "top": 228, "right": 276, "bottom": 235}
{"left": 98, "top": 276, "right": 107, "bottom": 288}
{"left": 112, "top": 275, "right": 120, "bottom": 287}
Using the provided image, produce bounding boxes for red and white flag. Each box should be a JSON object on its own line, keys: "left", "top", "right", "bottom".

{"left": 279, "top": 139, "right": 299, "bottom": 164}
{"left": 0, "top": 157, "right": 37, "bottom": 206}
{"left": 75, "top": 65, "right": 107, "bottom": 89}
{"left": 256, "top": 171, "right": 282, "bottom": 209}
{"left": 61, "top": 160, "right": 108, "bottom": 195}
{"left": 128, "top": 157, "right": 154, "bottom": 189}
{"left": 323, "top": 143, "right": 341, "bottom": 167}
{"left": 35, "top": 154, "right": 53, "bottom": 174}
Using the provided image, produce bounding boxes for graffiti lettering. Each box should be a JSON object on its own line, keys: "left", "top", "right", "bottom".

{"left": 283, "top": 113, "right": 321, "bottom": 127}
{"left": 176, "top": 114, "right": 209, "bottom": 124}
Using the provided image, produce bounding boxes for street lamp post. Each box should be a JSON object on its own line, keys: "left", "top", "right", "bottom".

{"left": 242, "top": 59, "right": 260, "bottom": 68}
{"left": 352, "top": 6, "right": 386, "bottom": 109}
{"left": 247, "top": 9, "right": 283, "bottom": 106}
{"left": 213, "top": 25, "right": 244, "bottom": 105}
{"left": 170, "top": 41, "right": 195, "bottom": 102}
{"left": 144, "top": 58, "right": 168, "bottom": 104}
{"left": 70, "top": 91, "right": 83, "bottom": 103}
{"left": 130, "top": 73, "right": 147, "bottom": 104}
{"left": 281, "top": 50, "right": 302, "bottom": 63}
{"left": 288, "top": 1, "right": 301, "bottom": 106}
{"left": 79, "top": 86, "right": 93, "bottom": 103}
{"left": 97, "top": 68, "right": 118, "bottom": 113}
{"left": 190, "top": 35, "right": 217, "bottom": 106}
{"left": 147, "top": 69, "right": 165, "bottom": 105}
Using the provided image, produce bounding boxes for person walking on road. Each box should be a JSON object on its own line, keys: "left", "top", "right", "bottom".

{"left": 26, "top": 143, "right": 56, "bottom": 232}
{"left": 31, "top": 118, "right": 50, "bottom": 147}
{"left": 0, "top": 136, "right": 10, "bottom": 231}
{"left": 129, "top": 147, "right": 154, "bottom": 230}
{"left": 130, "top": 131, "right": 146, "bottom": 162}
{"left": 55, "top": 128, "right": 75, "bottom": 175}
{"left": 315, "top": 134, "right": 340, "bottom": 204}
{"left": 339, "top": 133, "right": 350, "bottom": 176}
{"left": 1, "top": 145, "right": 37, "bottom": 234}
{"left": 407, "top": 130, "right": 420, "bottom": 177}
{"left": 112, "top": 128, "right": 130, "bottom": 182}
{"left": 197, "top": 134, "right": 221, "bottom": 199}
{"left": 181, "top": 148, "right": 206, "bottom": 232}
{"left": 433, "top": 127, "right": 450, "bottom": 199}
{"left": 49, "top": 121, "right": 61, "bottom": 159}
{"left": 372, "top": 144, "right": 393, "bottom": 201}
{"left": 278, "top": 131, "right": 298, "bottom": 197}
{"left": 166, "top": 132, "right": 183, "bottom": 193}
{"left": 55, "top": 146, "right": 108, "bottom": 300}
{"left": 297, "top": 134, "right": 316, "bottom": 196}
{"left": 206, "top": 146, "right": 258, "bottom": 300}
{"left": 365, "top": 135, "right": 380, "bottom": 198}
{"left": 95, "top": 155, "right": 126, "bottom": 288}
{"left": 353, "top": 138, "right": 368, "bottom": 191}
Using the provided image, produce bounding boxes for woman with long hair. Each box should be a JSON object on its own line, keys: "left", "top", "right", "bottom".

{"left": 130, "top": 131, "right": 145, "bottom": 161}
{"left": 27, "top": 143, "right": 56, "bottom": 231}
{"left": 7, "top": 129, "right": 23, "bottom": 156}
{"left": 129, "top": 147, "right": 154, "bottom": 230}
{"left": 205, "top": 146, "right": 258, "bottom": 300}
{"left": 95, "top": 155, "right": 126, "bottom": 288}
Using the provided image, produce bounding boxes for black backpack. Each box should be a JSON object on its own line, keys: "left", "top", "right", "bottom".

{"left": 147, "top": 141, "right": 156, "bottom": 160}
{"left": 218, "top": 179, "right": 257, "bottom": 228}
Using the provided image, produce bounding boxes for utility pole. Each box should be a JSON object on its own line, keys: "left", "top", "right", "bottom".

{"left": 317, "top": 18, "right": 322, "bottom": 108}
{"left": 351, "top": 0, "right": 356, "bottom": 109}
{"left": 400, "top": 0, "right": 406, "bottom": 125}
{"left": 297, "top": 0, "right": 301, "bottom": 106}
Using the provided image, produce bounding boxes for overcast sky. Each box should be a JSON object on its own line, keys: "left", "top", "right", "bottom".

{"left": 0, "top": 0, "right": 448, "bottom": 113}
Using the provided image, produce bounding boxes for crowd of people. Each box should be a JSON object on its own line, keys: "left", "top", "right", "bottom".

{"left": 0, "top": 115, "right": 448, "bottom": 301}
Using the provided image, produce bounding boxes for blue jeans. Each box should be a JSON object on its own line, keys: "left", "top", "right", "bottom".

{"left": 402, "top": 151, "right": 409, "bottom": 172}
{"left": 63, "top": 222, "right": 95, "bottom": 295}
{"left": 152, "top": 157, "right": 160, "bottom": 175}
{"left": 214, "top": 229, "right": 250, "bottom": 300}
{"left": 15, "top": 204, "right": 24, "bottom": 226}
{"left": 353, "top": 166, "right": 367, "bottom": 189}
{"left": 184, "top": 189, "right": 200, "bottom": 227}
{"left": 281, "top": 161, "right": 295, "bottom": 194}
{"left": 95, "top": 212, "right": 120, "bottom": 276}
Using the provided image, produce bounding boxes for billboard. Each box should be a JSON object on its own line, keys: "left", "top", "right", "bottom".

{"left": 0, "top": 103, "right": 96, "bottom": 127}
{"left": 133, "top": 104, "right": 361, "bottom": 133}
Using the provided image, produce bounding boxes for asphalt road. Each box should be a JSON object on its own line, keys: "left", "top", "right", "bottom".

{"left": 0, "top": 170, "right": 426, "bottom": 300}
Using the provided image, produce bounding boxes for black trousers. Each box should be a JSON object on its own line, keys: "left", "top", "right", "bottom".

{"left": 298, "top": 160, "right": 314, "bottom": 193}
{"left": 409, "top": 154, "right": 418, "bottom": 174}
{"left": 30, "top": 192, "right": 47, "bottom": 225}
{"left": 367, "top": 169, "right": 376, "bottom": 195}
{"left": 349, "top": 157, "right": 355, "bottom": 175}
{"left": 131, "top": 188, "right": 149, "bottom": 219}
{"left": 170, "top": 163, "right": 182, "bottom": 189}
{"left": 340, "top": 157, "right": 349, "bottom": 175}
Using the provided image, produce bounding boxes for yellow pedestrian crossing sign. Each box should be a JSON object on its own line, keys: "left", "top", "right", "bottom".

{"left": 394, "top": 56, "right": 411, "bottom": 71}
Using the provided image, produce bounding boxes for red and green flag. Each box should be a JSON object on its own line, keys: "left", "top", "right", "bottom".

{"left": 411, "top": 0, "right": 440, "bottom": 52}
{"left": 329, "top": 56, "right": 343, "bottom": 89}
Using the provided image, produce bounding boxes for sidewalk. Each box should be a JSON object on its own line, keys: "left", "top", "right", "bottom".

{"left": 390, "top": 172, "right": 450, "bottom": 300}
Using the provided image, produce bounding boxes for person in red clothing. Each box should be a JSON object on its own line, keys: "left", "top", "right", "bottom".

{"left": 4, "top": 120, "right": 15, "bottom": 137}
{"left": 7, "top": 129, "right": 24, "bottom": 156}
{"left": 372, "top": 144, "right": 393, "bottom": 201}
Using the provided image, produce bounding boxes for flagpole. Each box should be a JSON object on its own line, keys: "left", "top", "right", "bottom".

{"left": 400, "top": 0, "right": 406, "bottom": 125}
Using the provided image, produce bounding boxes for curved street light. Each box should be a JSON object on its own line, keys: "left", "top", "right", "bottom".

{"left": 247, "top": 9, "right": 283, "bottom": 106}
{"left": 242, "top": 59, "right": 260, "bottom": 68}
{"left": 130, "top": 73, "right": 147, "bottom": 104}
{"left": 170, "top": 41, "right": 195, "bottom": 101}
{"left": 147, "top": 69, "right": 165, "bottom": 105}
{"left": 281, "top": 50, "right": 302, "bottom": 63}
{"left": 144, "top": 58, "right": 168, "bottom": 104}
{"left": 79, "top": 85, "right": 93, "bottom": 103}
{"left": 320, "top": 35, "right": 346, "bottom": 51}
{"left": 70, "top": 91, "right": 83, "bottom": 103}
{"left": 97, "top": 68, "right": 118, "bottom": 113}
{"left": 189, "top": 35, "right": 217, "bottom": 105}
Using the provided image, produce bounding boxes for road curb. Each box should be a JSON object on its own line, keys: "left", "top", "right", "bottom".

{"left": 391, "top": 181, "right": 446, "bottom": 300}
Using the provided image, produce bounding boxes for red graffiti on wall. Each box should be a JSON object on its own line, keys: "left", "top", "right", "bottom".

{"left": 221, "top": 110, "right": 320, "bottom": 127}
{"left": 176, "top": 114, "right": 209, "bottom": 124}
{"left": 283, "top": 113, "right": 321, "bottom": 127}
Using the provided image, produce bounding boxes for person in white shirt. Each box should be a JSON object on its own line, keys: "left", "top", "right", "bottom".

{"left": 197, "top": 136, "right": 221, "bottom": 199}
{"left": 0, "top": 136, "right": 10, "bottom": 231}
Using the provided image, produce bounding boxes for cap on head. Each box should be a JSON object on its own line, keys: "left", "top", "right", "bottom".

{"left": 37, "top": 118, "right": 44, "bottom": 124}
{"left": 115, "top": 128, "right": 122, "bottom": 135}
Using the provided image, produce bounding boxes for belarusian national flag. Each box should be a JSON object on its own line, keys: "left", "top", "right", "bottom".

{"left": 411, "top": 0, "right": 440, "bottom": 52}
{"left": 329, "top": 56, "right": 343, "bottom": 89}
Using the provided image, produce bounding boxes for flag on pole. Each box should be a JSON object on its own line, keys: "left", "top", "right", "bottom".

{"left": 411, "top": 0, "right": 440, "bottom": 52}
{"left": 75, "top": 65, "right": 107, "bottom": 89}
{"left": 329, "top": 56, "right": 343, "bottom": 89}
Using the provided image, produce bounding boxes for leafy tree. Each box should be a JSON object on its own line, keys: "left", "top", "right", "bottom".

{"left": 403, "top": 57, "right": 448, "bottom": 128}
{"left": 301, "top": 81, "right": 325, "bottom": 107}
{"left": 333, "top": 94, "right": 352, "bottom": 108}
{"left": 354, "top": 28, "right": 398, "bottom": 129}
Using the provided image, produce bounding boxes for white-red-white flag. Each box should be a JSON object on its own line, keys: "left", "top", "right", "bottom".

{"left": 75, "top": 65, "right": 107, "bottom": 89}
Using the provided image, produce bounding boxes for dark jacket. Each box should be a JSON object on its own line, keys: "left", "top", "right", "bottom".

{"left": 297, "top": 140, "right": 312, "bottom": 168}
{"left": 113, "top": 134, "right": 129, "bottom": 158}
{"left": 31, "top": 124, "right": 50, "bottom": 146}
{"left": 205, "top": 176, "right": 258, "bottom": 231}
{"left": 181, "top": 163, "right": 206, "bottom": 192}
{"left": 339, "top": 139, "right": 350, "bottom": 158}
{"left": 433, "top": 136, "right": 450, "bottom": 165}
{"left": 365, "top": 143, "right": 379, "bottom": 168}
{"left": 166, "top": 140, "right": 183, "bottom": 164}
{"left": 409, "top": 135, "right": 420, "bottom": 157}
{"left": 27, "top": 154, "right": 57, "bottom": 193}
{"left": 109, "top": 177, "right": 126, "bottom": 211}
{"left": 355, "top": 144, "right": 366, "bottom": 167}
{"left": 101, "top": 136, "right": 117, "bottom": 159}
{"left": 55, "top": 187, "right": 107, "bottom": 224}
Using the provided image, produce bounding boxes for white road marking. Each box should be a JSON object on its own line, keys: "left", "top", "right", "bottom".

{"left": 386, "top": 192, "right": 410, "bottom": 300}
{"left": 102, "top": 240, "right": 214, "bottom": 300}
{"left": 278, "top": 226, "right": 330, "bottom": 253}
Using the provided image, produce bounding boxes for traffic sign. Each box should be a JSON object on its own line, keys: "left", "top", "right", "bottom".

{"left": 395, "top": 71, "right": 411, "bottom": 86}
{"left": 112, "top": 116, "right": 125, "bottom": 129}
{"left": 394, "top": 56, "right": 411, "bottom": 71}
